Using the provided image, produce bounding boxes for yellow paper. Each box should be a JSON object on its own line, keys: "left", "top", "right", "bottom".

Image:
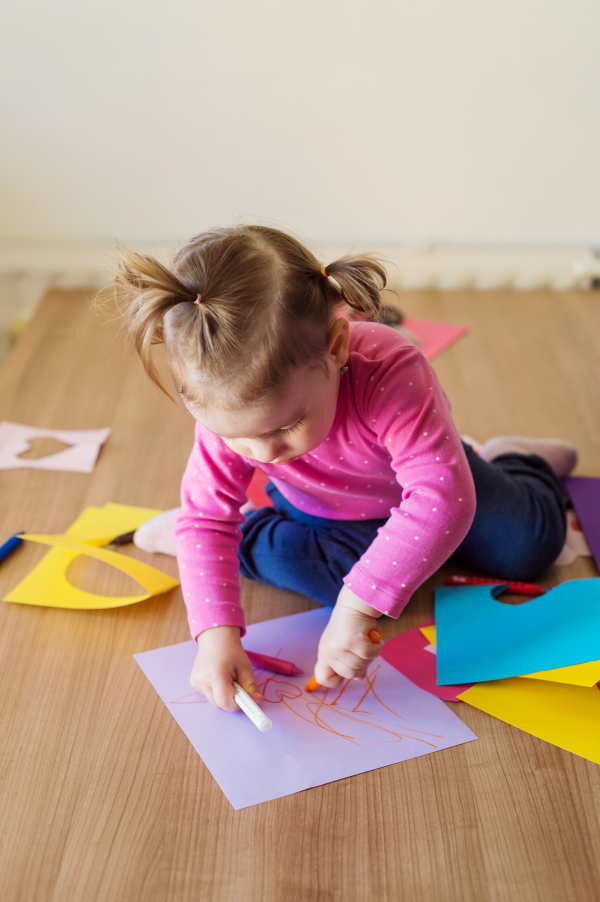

{"left": 519, "top": 661, "right": 600, "bottom": 686}
{"left": 420, "top": 624, "right": 436, "bottom": 644}
{"left": 4, "top": 503, "right": 179, "bottom": 610}
{"left": 65, "top": 503, "right": 162, "bottom": 542}
{"left": 458, "top": 678, "right": 600, "bottom": 766}
{"left": 420, "top": 622, "right": 600, "bottom": 687}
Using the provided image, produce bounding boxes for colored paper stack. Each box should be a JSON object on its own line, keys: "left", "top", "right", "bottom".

{"left": 383, "top": 579, "right": 600, "bottom": 765}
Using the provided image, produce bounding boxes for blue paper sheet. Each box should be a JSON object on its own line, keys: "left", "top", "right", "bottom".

{"left": 434, "top": 579, "right": 600, "bottom": 685}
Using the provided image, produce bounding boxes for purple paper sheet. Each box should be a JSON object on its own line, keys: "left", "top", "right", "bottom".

{"left": 564, "top": 477, "right": 600, "bottom": 574}
{"left": 134, "top": 608, "right": 477, "bottom": 810}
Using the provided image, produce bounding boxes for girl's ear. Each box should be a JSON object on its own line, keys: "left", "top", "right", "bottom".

{"left": 328, "top": 316, "right": 350, "bottom": 367}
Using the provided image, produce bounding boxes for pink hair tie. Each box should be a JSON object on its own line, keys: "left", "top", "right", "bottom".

{"left": 194, "top": 294, "right": 202, "bottom": 305}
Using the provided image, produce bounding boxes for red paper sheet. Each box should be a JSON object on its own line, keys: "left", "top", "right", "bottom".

{"left": 247, "top": 468, "right": 272, "bottom": 508}
{"left": 381, "top": 621, "right": 474, "bottom": 702}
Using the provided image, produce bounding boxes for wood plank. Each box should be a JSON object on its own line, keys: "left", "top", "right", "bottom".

{"left": 0, "top": 287, "right": 598, "bottom": 902}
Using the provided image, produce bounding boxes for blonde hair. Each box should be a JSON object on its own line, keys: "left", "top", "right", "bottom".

{"left": 114, "top": 225, "right": 387, "bottom": 409}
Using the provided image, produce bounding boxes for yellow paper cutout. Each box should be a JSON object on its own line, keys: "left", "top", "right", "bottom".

{"left": 65, "top": 503, "right": 162, "bottom": 541}
{"left": 4, "top": 503, "right": 179, "bottom": 610}
{"left": 420, "top": 622, "right": 600, "bottom": 687}
{"left": 458, "top": 678, "right": 600, "bottom": 766}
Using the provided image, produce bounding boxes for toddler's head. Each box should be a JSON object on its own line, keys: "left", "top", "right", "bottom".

{"left": 116, "top": 225, "right": 386, "bottom": 464}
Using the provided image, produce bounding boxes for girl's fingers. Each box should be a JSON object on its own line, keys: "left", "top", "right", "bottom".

{"left": 237, "top": 666, "right": 265, "bottom": 703}
{"left": 328, "top": 658, "right": 364, "bottom": 681}
{"left": 351, "top": 634, "right": 383, "bottom": 660}
{"left": 190, "top": 670, "right": 203, "bottom": 693}
{"left": 201, "top": 684, "right": 216, "bottom": 706}
{"left": 363, "top": 641, "right": 382, "bottom": 661}
{"left": 320, "top": 634, "right": 381, "bottom": 669}
{"left": 323, "top": 647, "right": 377, "bottom": 681}
{"left": 337, "top": 648, "right": 373, "bottom": 673}
{"left": 314, "top": 661, "right": 344, "bottom": 688}
{"left": 211, "top": 674, "right": 238, "bottom": 712}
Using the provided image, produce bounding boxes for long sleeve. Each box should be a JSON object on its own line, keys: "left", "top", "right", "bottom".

{"left": 175, "top": 423, "right": 255, "bottom": 640}
{"left": 342, "top": 341, "right": 476, "bottom": 617}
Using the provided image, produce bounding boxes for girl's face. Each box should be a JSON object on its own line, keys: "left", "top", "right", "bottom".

{"left": 195, "top": 318, "right": 349, "bottom": 465}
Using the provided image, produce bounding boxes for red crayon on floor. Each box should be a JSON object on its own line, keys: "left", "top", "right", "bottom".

{"left": 446, "top": 574, "right": 546, "bottom": 597}
{"left": 245, "top": 650, "right": 304, "bottom": 676}
{"left": 305, "top": 627, "right": 383, "bottom": 692}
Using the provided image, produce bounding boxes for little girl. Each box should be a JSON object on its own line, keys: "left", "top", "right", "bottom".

{"left": 116, "top": 225, "right": 575, "bottom": 713}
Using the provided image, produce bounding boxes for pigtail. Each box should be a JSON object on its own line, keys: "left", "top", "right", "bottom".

{"left": 110, "top": 225, "right": 393, "bottom": 411}
{"left": 322, "top": 254, "right": 387, "bottom": 320}
{"left": 114, "top": 249, "right": 198, "bottom": 395}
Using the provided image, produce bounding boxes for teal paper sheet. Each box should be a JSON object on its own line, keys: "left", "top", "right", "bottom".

{"left": 434, "top": 579, "right": 600, "bottom": 685}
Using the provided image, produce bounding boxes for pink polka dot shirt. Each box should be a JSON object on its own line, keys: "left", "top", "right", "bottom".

{"left": 175, "top": 322, "right": 476, "bottom": 640}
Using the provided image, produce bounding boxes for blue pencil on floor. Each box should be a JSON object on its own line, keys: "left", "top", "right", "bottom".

{"left": 0, "top": 533, "right": 24, "bottom": 565}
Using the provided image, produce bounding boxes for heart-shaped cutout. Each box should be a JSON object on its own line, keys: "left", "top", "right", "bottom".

{"left": 18, "top": 437, "right": 73, "bottom": 460}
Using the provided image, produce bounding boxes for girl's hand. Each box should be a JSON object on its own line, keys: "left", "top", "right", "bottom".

{"left": 191, "top": 625, "right": 265, "bottom": 712}
{"left": 314, "top": 586, "right": 382, "bottom": 688}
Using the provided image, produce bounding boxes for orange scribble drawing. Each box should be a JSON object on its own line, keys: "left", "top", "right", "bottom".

{"left": 170, "top": 662, "right": 447, "bottom": 748}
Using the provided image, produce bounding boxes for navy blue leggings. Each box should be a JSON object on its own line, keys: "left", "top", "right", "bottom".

{"left": 238, "top": 443, "right": 567, "bottom": 607}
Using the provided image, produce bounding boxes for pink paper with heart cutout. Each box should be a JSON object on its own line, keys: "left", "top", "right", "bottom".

{"left": 0, "top": 421, "right": 111, "bottom": 472}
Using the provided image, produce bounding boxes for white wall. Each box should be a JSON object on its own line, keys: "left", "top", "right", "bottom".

{"left": 0, "top": 0, "right": 599, "bottom": 246}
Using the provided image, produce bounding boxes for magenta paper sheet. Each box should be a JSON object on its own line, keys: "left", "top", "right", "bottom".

{"left": 401, "top": 318, "right": 468, "bottom": 361}
{"left": 134, "top": 608, "right": 477, "bottom": 809}
{"left": 381, "top": 621, "right": 474, "bottom": 702}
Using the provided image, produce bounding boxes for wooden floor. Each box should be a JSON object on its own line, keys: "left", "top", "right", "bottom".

{"left": 0, "top": 288, "right": 599, "bottom": 902}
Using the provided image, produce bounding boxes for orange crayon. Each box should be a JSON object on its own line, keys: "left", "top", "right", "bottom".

{"left": 305, "top": 627, "right": 383, "bottom": 692}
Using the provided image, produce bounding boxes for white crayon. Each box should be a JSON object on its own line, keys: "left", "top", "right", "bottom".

{"left": 232, "top": 681, "right": 272, "bottom": 732}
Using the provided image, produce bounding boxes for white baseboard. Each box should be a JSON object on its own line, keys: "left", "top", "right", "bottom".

{"left": 0, "top": 240, "right": 599, "bottom": 364}
{"left": 315, "top": 243, "right": 600, "bottom": 291}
